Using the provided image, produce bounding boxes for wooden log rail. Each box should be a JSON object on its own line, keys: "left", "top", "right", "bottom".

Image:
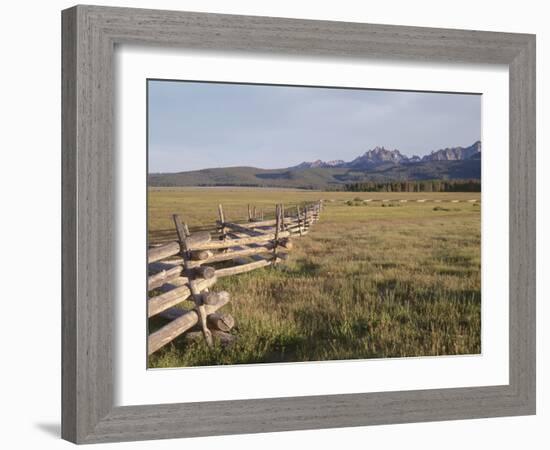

{"left": 185, "top": 243, "right": 275, "bottom": 268}
{"left": 148, "top": 241, "right": 180, "bottom": 263}
{"left": 186, "top": 230, "right": 291, "bottom": 251}
{"left": 148, "top": 276, "right": 217, "bottom": 318}
{"left": 215, "top": 258, "right": 272, "bottom": 277}
{"left": 148, "top": 290, "right": 231, "bottom": 355}
{"left": 147, "top": 200, "right": 323, "bottom": 354}
{"left": 148, "top": 264, "right": 184, "bottom": 291}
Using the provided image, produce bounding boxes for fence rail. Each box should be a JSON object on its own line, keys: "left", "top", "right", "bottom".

{"left": 147, "top": 200, "right": 323, "bottom": 355}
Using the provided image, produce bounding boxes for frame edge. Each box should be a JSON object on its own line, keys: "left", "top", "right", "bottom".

{"left": 508, "top": 33, "right": 536, "bottom": 415}
{"left": 61, "top": 5, "right": 79, "bottom": 443}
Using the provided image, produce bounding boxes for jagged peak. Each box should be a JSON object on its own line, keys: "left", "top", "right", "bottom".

{"left": 295, "top": 141, "right": 480, "bottom": 169}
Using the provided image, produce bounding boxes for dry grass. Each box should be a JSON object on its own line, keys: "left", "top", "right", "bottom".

{"left": 148, "top": 187, "right": 481, "bottom": 368}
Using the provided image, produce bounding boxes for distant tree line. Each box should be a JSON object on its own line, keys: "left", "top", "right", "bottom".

{"left": 344, "top": 179, "right": 481, "bottom": 193}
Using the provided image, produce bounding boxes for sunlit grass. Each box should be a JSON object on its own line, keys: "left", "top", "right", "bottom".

{"left": 148, "top": 188, "right": 481, "bottom": 367}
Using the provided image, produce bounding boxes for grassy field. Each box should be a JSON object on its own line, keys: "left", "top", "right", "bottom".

{"left": 148, "top": 187, "right": 481, "bottom": 368}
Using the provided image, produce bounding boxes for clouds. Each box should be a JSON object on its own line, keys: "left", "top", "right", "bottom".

{"left": 148, "top": 80, "right": 481, "bottom": 173}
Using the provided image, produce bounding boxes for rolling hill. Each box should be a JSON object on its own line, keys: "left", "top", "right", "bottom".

{"left": 149, "top": 142, "right": 481, "bottom": 190}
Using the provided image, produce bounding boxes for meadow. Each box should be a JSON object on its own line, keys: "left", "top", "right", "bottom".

{"left": 148, "top": 187, "right": 481, "bottom": 368}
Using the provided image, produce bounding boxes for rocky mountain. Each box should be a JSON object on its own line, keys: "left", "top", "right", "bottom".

{"left": 293, "top": 141, "right": 481, "bottom": 169}
{"left": 293, "top": 159, "right": 345, "bottom": 169}
{"left": 149, "top": 141, "right": 481, "bottom": 190}
{"left": 349, "top": 146, "right": 407, "bottom": 168}
{"left": 422, "top": 141, "right": 481, "bottom": 161}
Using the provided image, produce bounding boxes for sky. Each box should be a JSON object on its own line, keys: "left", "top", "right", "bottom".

{"left": 148, "top": 80, "right": 481, "bottom": 173}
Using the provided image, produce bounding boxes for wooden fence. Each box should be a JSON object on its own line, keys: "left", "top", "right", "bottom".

{"left": 147, "top": 200, "right": 323, "bottom": 355}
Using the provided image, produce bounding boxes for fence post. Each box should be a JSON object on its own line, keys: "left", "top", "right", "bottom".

{"left": 247, "top": 204, "right": 252, "bottom": 222}
{"left": 273, "top": 204, "right": 280, "bottom": 263}
{"left": 218, "top": 204, "right": 226, "bottom": 240}
{"left": 173, "top": 214, "right": 213, "bottom": 347}
{"left": 296, "top": 205, "right": 303, "bottom": 236}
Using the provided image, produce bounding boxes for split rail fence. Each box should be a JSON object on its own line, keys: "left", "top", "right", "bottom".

{"left": 147, "top": 200, "right": 323, "bottom": 355}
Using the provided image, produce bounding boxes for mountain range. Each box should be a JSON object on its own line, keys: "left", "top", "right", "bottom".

{"left": 149, "top": 141, "right": 481, "bottom": 190}
{"left": 292, "top": 141, "right": 481, "bottom": 169}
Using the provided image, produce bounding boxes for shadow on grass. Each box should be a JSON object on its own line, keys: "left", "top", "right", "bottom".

{"left": 376, "top": 278, "right": 398, "bottom": 292}
{"left": 290, "top": 258, "right": 322, "bottom": 276}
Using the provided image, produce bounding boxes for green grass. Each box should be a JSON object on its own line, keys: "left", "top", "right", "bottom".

{"left": 148, "top": 187, "right": 481, "bottom": 368}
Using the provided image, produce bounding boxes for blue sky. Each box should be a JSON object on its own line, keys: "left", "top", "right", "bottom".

{"left": 148, "top": 80, "right": 481, "bottom": 173}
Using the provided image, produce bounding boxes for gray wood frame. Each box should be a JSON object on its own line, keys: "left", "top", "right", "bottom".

{"left": 62, "top": 5, "right": 536, "bottom": 444}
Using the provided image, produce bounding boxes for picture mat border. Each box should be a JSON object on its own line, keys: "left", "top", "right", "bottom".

{"left": 116, "top": 47, "right": 508, "bottom": 406}
{"left": 61, "top": 5, "right": 535, "bottom": 444}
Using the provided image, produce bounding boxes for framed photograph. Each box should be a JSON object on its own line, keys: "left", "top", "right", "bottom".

{"left": 62, "top": 5, "right": 536, "bottom": 444}
{"left": 146, "top": 81, "right": 484, "bottom": 366}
